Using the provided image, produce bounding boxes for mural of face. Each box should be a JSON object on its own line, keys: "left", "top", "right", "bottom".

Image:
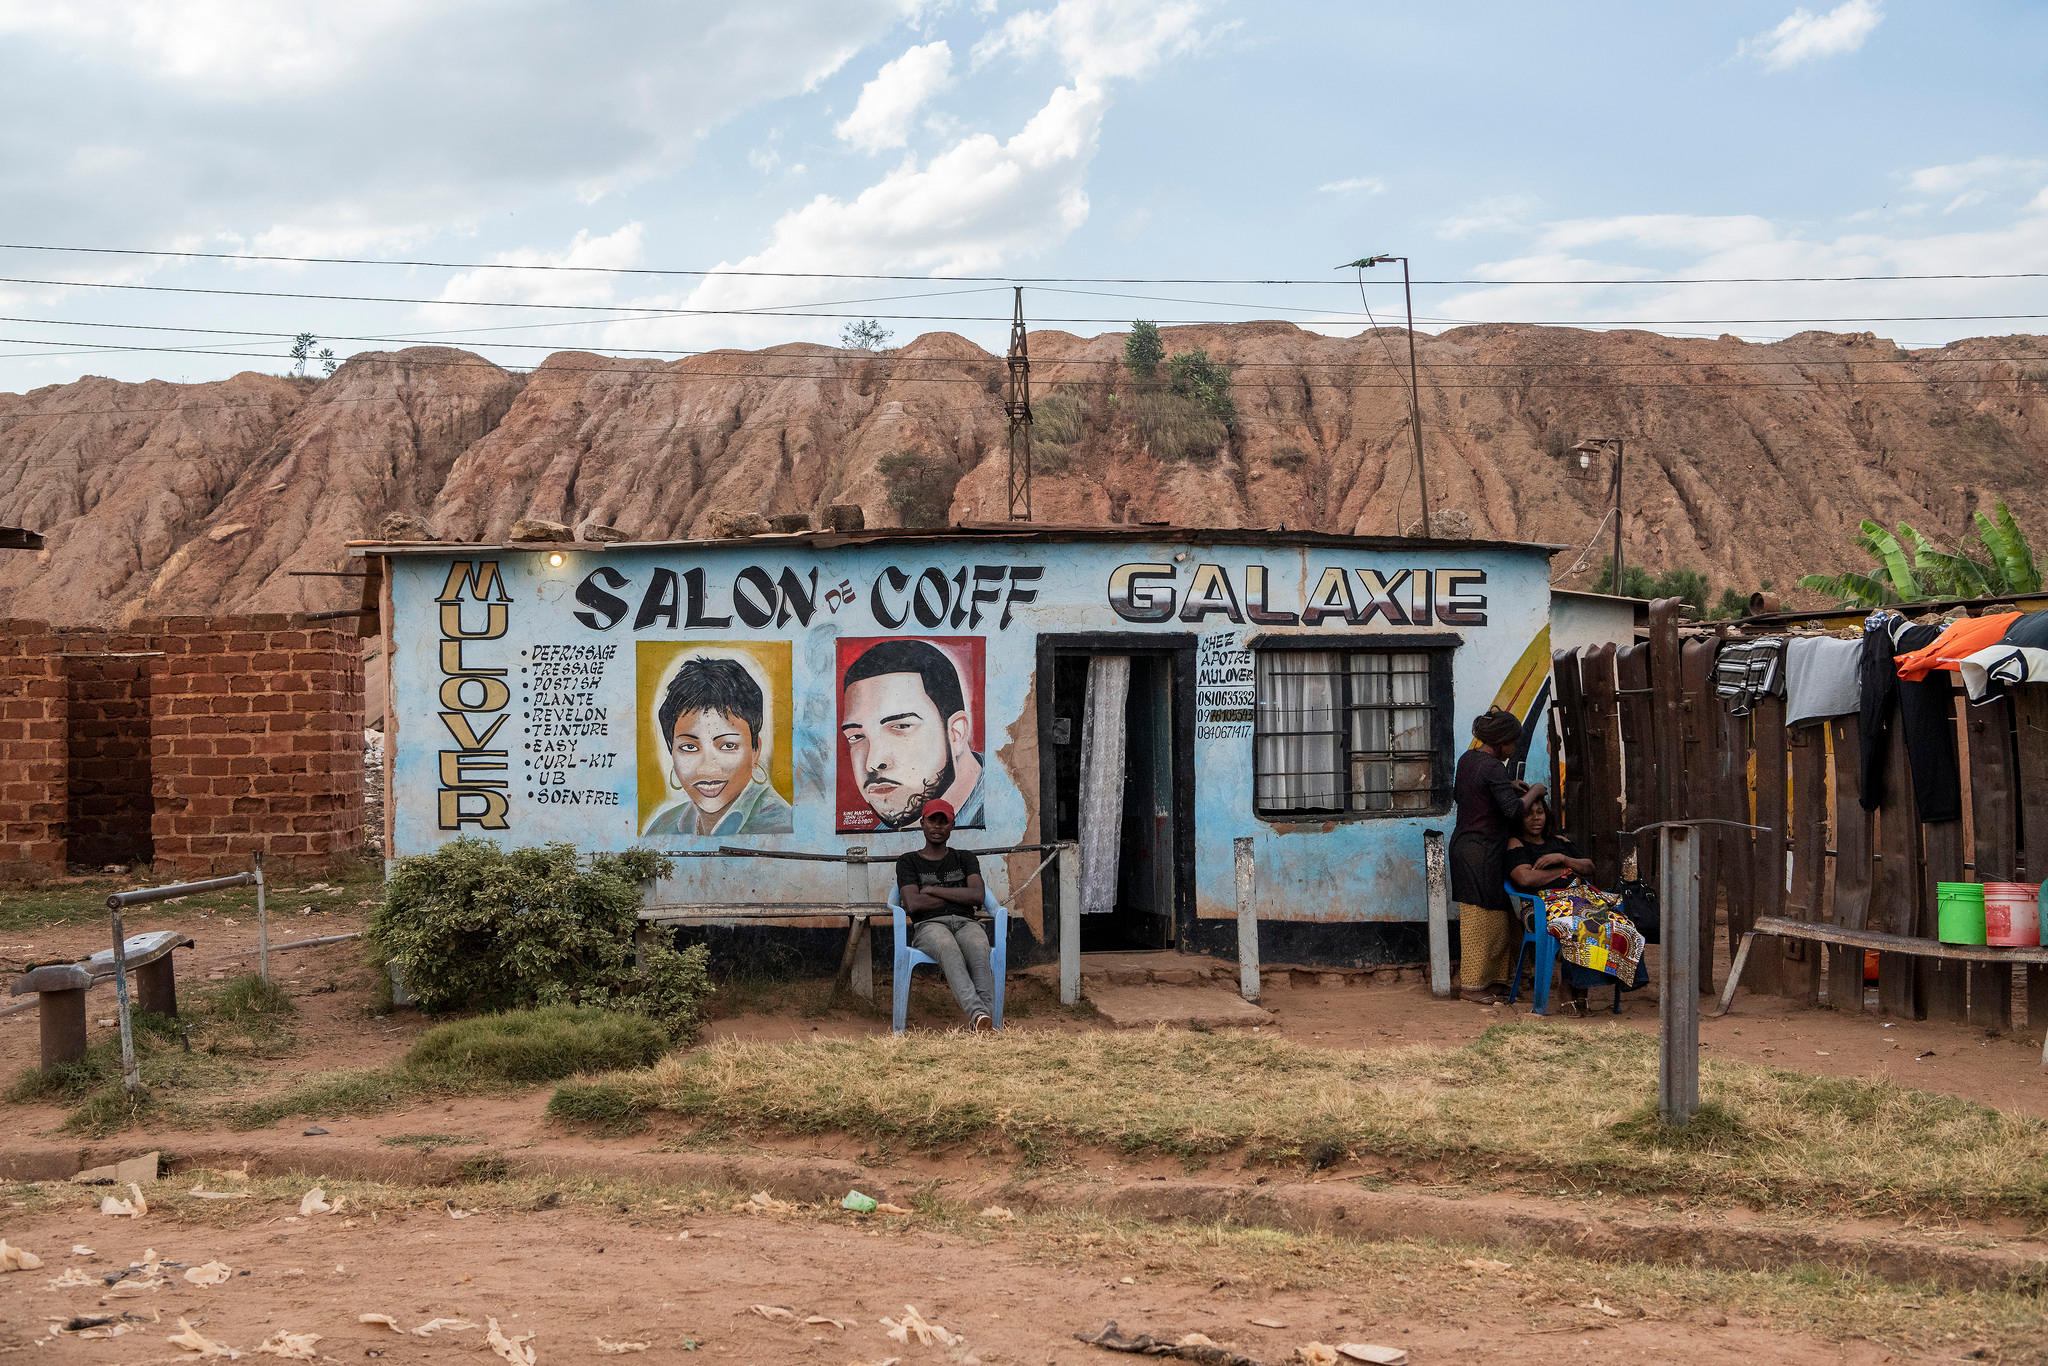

{"left": 844, "top": 668, "right": 989, "bottom": 827}
{"left": 668, "top": 709, "right": 759, "bottom": 817}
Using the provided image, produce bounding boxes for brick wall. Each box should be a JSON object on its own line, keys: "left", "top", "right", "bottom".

{"left": 0, "top": 620, "right": 68, "bottom": 878}
{"left": 143, "top": 614, "right": 367, "bottom": 877}
{"left": 62, "top": 633, "right": 157, "bottom": 868}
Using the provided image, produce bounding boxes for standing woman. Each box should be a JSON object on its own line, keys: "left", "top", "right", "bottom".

{"left": 1450, "top": 707, "right": 1545, "bottom": 1003}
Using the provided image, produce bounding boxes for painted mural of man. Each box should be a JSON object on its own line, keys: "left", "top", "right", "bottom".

{"left": 839, "top": 639, "right": 985, "bottom": 829}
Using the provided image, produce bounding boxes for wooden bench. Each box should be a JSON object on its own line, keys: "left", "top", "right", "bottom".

{"left": 9, "top": 932, "right": 195, "bottom": 1069}
{"left": 639, "top": 903, "right": 925, "bottom": 1002}
{"left": 1719, "top": 915, "right": 2048, "bottom": 1065}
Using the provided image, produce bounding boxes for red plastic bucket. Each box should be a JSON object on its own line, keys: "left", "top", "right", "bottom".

{"left": 1983, "top": 882, "right": 2042, "bottom": 947}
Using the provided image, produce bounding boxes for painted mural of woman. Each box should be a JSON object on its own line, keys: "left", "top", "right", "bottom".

{"left": 641, "top": 653, "right": 794, "bottom": 837}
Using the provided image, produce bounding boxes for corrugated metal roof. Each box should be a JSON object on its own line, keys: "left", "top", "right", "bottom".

{"left": 348, "top": 522, "right": 1565, "bottom": 557}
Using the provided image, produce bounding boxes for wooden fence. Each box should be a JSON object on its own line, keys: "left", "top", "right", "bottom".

{"left": 1549, "top": 600, "right": 2048, "bottom": 1037}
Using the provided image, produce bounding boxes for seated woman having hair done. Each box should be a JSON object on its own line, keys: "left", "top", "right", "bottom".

{"left": 1504, "top": 797, "right": 1648, "bottom": 1016}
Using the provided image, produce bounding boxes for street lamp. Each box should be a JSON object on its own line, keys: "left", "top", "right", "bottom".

{"left": 1569, "top": 437, "right": 1625, "bottom": 592}
{"left": 1338, "top": 254, "right": 1431, "bottom": 538}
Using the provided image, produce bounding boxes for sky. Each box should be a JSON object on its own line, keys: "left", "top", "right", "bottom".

{"left": 1, "top": 0, "right": 2045, "bottom": 395}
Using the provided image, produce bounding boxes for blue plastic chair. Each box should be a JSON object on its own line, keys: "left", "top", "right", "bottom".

{"left": 886, "top": 882, "right": 1007, "bottom": 1034}
{"left": 1506, "top": 881, "right": 1621, "bottom": 1016}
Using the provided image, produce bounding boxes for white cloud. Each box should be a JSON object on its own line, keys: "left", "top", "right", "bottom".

{"left": 588, "top": 0, "right": 1211, "bottom": 355}
{"left": 1420, "top": 196, "right": 2048, "bottom": 347}
{"left": 427, "top": 224, "right": 646, "bottom": 313}
{"left": 1905, "top": 154, "right": 2048, "bottom": 197}
{"left": 1436, "top": 194, "right": 1540, "bottom": 241}
{"left": 0, "top": 2, "right": 921, "bottom": 275}
{"left": 974, "top": 0, "right": 1209, "bottom": 84}
{"left": 1739, "top": 0, "right": 1882, "bottom": 70}
{"left": 836, "top": 40, "right": 954, "bottom": 153}
{"left": 1317, "top": 177, "right": 1384, "bottom": 195}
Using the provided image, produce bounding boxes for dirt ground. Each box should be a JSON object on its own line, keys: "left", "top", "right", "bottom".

{"left": 0, "top": 1181, "right": 1975, "bottom": 1365}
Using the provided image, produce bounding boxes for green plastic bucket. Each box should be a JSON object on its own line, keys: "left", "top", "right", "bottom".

{"left": 1936, "top": 881, "right": 1987, "bottom": 946}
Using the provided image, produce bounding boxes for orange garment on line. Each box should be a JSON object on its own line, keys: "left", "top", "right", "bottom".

{"left": 1894, "top": 612, "right": 2022, "bottom": 681}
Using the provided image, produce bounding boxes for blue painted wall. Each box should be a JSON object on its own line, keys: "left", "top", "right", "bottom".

{"left": 377, "top": 532, "right": 1554, "bottom": 957}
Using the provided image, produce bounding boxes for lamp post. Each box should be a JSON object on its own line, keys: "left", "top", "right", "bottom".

{"left": 1570, "top": 437, "right": 1625, "bottom": 591}
{"left": 1338, "top": 254, "right": 1430, "bottom": 537}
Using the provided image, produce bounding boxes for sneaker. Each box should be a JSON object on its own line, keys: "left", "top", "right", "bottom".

{"left": 971, "top": 1012, "right": 994, "bottom": 1032}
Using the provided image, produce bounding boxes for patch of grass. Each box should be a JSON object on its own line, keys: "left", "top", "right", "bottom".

{"left": 379, "top": 1132, "right": 486, "bottom": 1149}
{"left": 407, "top": 1005, "right": 668, "bottom": 1085}
{"left": 221, "top": 1006, "right": 673, "bottom": 1129}
{"left": 1131, "top": 389, "right": 1227, "bottom": 463}
{"left": 1030, "top": 387, "right": 1089, "bottom": 474}
{"left": 6, "top": 1008, "right": 233, "bottom": 1135}
{"left": 550, "top": 1024, "right": 2048, "bottom": 1220}
{"left": 545, "top": 1077, "right": 650, "bottom": 1134}
{"left": 208, "top": 972, "right": 297, "bottom": 1022}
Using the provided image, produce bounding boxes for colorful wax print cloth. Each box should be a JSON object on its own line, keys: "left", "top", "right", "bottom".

{"left": 1540, "top": 882, "right": 1646, "bottom": 986}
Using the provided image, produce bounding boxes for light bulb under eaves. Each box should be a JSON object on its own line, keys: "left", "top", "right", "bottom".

{"left": 547, "top": 552, "right": 565, "bottom": 568}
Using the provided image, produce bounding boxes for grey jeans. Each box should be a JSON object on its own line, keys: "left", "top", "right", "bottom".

{"left": 909, "top": 914, "right": 995, "bottom": 1020}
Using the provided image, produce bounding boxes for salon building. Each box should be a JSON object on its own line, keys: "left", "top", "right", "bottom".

{"left": 358, "top": 526, "right": 1559, "bottom": 967}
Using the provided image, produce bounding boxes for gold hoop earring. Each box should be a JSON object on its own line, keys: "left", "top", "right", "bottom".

{"left": 752, "top": 762, "right": 769, "bottom": 785}
{"left": 666, "top": 766, "right": 683, "bottom": 792}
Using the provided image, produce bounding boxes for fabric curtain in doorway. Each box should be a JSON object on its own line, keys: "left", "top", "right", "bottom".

{"left": 1077, "top": 654, "right": 1131, "bottom": 916}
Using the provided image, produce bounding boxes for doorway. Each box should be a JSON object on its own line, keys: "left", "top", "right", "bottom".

{"left": 1040, "top": 638, "right": 1193, "bottom": 952}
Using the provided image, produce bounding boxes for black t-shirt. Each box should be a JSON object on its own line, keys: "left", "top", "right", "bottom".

{"left": 1503, "top": 835, "right": 1587, "bottom": 892}
{"left": 895, "top": 848, "right": 981, "bottom": 924}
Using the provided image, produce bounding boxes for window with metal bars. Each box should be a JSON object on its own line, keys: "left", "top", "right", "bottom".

{"left": 1252, "top": 643, "right": 1454, "bottom": 819}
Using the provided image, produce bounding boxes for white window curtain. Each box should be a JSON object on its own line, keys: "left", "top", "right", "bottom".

{"left": 1077, "top": 654, "right": 1130, "bottom": 916}
{"left": 1348, "top": 652, "right": 1433, "bottom": 811}
{"left": 1255, "top": 650, "right": 1340, "bottom": 813}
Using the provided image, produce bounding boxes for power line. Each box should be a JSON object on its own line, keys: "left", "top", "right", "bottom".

{"left": 9, "top": 275, "right": 2048, "bottom": 330}
{"left": 2, "top": 242, "right": 2043, "bottom": 286}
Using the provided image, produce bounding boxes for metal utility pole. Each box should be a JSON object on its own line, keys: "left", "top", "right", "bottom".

{"left": 1005, "top": 287, "right": 1033, "bottom": 521}
{"left": 1339, "top": 256, "right": 1431, "bottom": 537}
{"left": 1571, "top": 437, "right": 1626, "bottom": 589}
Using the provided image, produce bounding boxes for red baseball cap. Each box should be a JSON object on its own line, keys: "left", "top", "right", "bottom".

{"left": 921, "top": 799, "right": 956, "bottom": 822}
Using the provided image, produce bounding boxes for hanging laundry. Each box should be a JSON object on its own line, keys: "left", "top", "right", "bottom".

{"left": 1784, "top": 636, "right": 1862, "bottom": 724}
{"left": 1894, "top": 612, "right": 2023, "bottom": 681}
{"left": 1957, "top": 610, "right": 2048, "bottom": 702}
{"left": 1713, "top": 637, "right": 1785, "bottom": 716}
{"left": 1858, "top": 612, "right": 1961, "bottom": 823}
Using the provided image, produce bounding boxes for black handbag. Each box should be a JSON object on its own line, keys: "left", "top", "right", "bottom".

{"left": 1616, "top": 879, "right": 1662, "bottom": 945}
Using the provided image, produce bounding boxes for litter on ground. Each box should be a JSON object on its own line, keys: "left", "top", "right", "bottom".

{"left": 255, "top": 1330, "right": 321, "bottom": 1359}
{"left": 1336, "top": 1346, "right": 1409, "bottom": 1364}
{"left": 413, "top": 1318, "right": 478, "bottom": 1336}
{"left": 185, "top": 1260, "right": 233, "bottom": 1286}
{"left": 0, "top": 1238, "right": 44, "bottom": 1271}
{"left": 169, "top": 1317, "right": 242, "bottom": 1358}
{"left": 100, "top": 1183, "right": 149, "bottom": 1218}
{"left": 594, "top": 1338, "right": 650, "bottom": 1353}
{"left": 979, "top": 1206, "right": 1016, "bottom": 1223}
{"left": 358, "top": 1314, "right": 404, "bottom": 1332}
{"left": 487, "top": 1315, "right": 538, "bottom": 1366}
{"left": 882, "top": 1305, "right": 959, "bottom": 1348}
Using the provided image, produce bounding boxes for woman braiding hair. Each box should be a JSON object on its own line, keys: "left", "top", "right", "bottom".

{"left": 1448, "top": 707, "right": 1546, "bottom": 1004}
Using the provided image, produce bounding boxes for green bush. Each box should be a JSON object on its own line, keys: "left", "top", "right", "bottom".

{"left": 1133, "top": 390, "right": 1228, "bottom": 463}
{"left": 1166, "top": 349, "right": 1236, "bottom": 429}
{"left": 369, "top": 839, "right": 711, "bottom": 1041}
{"left": 407, "top": 1006, "right": 669, "bottom": 1084}
{"left": 1124, "top": 320, "right": 1164, "bottom": 381}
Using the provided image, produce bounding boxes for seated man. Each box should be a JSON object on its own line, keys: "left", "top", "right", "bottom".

{"left": 894, "top": 800, "right": 997, "bottom": 1031}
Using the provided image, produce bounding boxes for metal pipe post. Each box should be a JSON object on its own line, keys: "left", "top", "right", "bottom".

{"left": 1423, "top": 829, "right": 1452, "bottom": 997}
{"left": 1659, "top": 823, "right": 1700, "bottom": 1125}
{"left": 847, "top": 847, "right": 873, "bottom": 1001}
{"left": 1235, "top": 836, "right": 1260, "bottom": 1002}
{"left": 1058, "top": 843, "right": 1081, "bottom": 1005}
{"left": 109, "top": 908, "right": 140, "bottom": 1095}
{"left": 1612, "top": 437, "right": 1625, "bottom": 590}
{"left": 254, "top": 851, "right": 268, "bottom": 983}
